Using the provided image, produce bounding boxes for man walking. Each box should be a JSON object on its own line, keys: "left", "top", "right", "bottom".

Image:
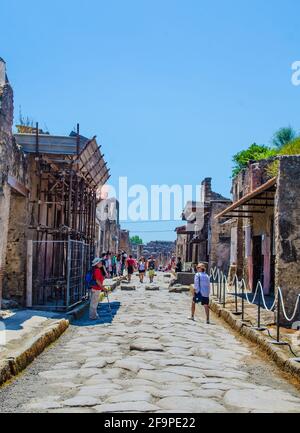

{"left": 190, "top": 263, "right": 210, "bottom": 324}
{"left": 126, "top": 254, "right": 136, "bottom": 283}
{"left": 175, "top": 257, "right": 182, "bottom": 273}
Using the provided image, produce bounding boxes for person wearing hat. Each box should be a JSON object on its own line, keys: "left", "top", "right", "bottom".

{"left": 89, "top": 257, "right": 106, "bottom": 320}
{"left": 190, "top": 263, "right": 210, "bottom": 324}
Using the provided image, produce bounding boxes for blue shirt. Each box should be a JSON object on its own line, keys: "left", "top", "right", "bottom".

{"left": 194, "top": 272, "right": 210, "bottom": 297}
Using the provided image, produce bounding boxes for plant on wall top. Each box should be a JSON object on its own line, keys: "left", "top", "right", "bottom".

{"left": 232, "top": 143, "right": 277, "bottom": 178}
{"left": 266, "top": 137, "right": 300, "bottom": 177}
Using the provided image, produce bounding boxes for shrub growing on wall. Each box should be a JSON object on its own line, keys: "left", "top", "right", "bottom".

{"left": 232, "top": 143, "right": 277, "bottom": 177}
{"left": 266, "top": 137, "right": 300, "bottom": 177}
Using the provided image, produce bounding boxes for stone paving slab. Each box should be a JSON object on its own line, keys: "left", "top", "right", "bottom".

{"left": 1, "top": 272, "right": 300, "bottom": 413}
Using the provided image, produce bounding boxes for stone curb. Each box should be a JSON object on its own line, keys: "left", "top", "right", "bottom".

{"left": 0, "top": 318, "right": 69, "bottom": 387}
{"left": 209, "top": 298, "right": 300, "bottom": 382}
{"left": 0, "top": 277, "right": 125, "bottom": 387}
{"left": 66, "top": 301, "right": 89, "bottom": 321}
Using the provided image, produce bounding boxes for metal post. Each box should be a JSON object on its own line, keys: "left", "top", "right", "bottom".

{"left": 220, "top": 273, "right": 223, "bottom": 303}
{"left": 276, "top": 294, "right": 280, "bottom": 342}
{"left": 235, "top": 277, "right": 238, "bottom": 313}
{"left": 232, "top": 276, "right": 242, "bottom": 316}
{"left": 35, "top": 122, "right": 39, "bottom": 155}
{"left": 26, "top": 240, "right": 33, "bottom": 307}
{"left": 271, "top": 291, "right": 288, "bottom": 346}
{"left": 223, "top": 276, "right": 226, "bottom": 308}
{"left": 257, "top": 287, "right": 261, "bottom": 328}
{"left": 252, "top": 285, "right": 266, "bottom": 331}
{"left": 76, "top": 123, "right": 80, "bottom": 156}
{"left": 242, "top": 281, "right": 245, "bottom": 321}
{"left": 81, "top": 241, "right": 85, "bottom": 299}
{"left": 66, "top": 238, "right": 72, "bottom": 309}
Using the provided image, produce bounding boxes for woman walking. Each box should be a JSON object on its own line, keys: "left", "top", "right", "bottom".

{"left": 89, "top": 257, "right": 106, "bottom": 320}
{"left": 137, "top": 256, "right": 146, "bottom": 283}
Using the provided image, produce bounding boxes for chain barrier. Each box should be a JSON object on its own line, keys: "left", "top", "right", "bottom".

{"left": 209, "top": 267, "right": 300, "bottom": 358}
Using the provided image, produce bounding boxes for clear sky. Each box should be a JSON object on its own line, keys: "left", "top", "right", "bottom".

{"left": 1, "top": 0, "right": 300, "bottom": 242}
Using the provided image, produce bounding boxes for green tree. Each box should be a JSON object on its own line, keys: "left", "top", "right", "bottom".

{"left": 130, "top": 235, "right": 143, "bottom": 245}
{"left": 232, "top": 143, "right": 277, "bottom": 177}
{"left": 272, "top": 126, "right": 297, "bottom": 149}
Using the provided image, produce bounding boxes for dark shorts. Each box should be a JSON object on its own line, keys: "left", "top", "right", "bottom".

{"left": 128, "top": 266, "right": 134, "bottom": 274}
{"left": 193, "top": 293, "right": 210, "bottom": 305}
{"left": 138, "top": 269, "right": 145, "bottom": 274}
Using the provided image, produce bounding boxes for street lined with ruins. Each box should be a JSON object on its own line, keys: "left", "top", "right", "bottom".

{"left": 1, "top": 273, "right": 300, "bottom": 413}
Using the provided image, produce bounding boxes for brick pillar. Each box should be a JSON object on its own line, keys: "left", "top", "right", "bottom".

{"left": 201, "top": 178, "right": 212, "bottom": 202}
{"left": 250, "top": 163, "right": 263, "bottom": 191}
{"left": 274, "top": 156, "right": 300, "bottom": 325}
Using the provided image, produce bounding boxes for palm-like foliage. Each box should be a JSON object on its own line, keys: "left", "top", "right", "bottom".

{"left": 272, "top": 127, "right": 297, "bottom": 149}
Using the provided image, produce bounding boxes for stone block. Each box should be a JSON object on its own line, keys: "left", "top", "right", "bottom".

{"left": 169, "top": 285, "right": 190, "bottom": 293}
{"left": 177, "top": 272, "right": 195, "bottom": 285}
{"left": 145, "top": 285, "right": 160, "bottom": 291}
{"left": 120, "top": 285, "right": 136, "bottom": 291}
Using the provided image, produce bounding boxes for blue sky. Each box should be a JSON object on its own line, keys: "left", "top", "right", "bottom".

{"left": 1, "top": 0, "right": 300, "bottom": 242}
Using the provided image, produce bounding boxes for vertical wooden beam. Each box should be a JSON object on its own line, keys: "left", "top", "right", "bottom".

{"left": 26, "top": 240, "right": 33, "bottom": 307}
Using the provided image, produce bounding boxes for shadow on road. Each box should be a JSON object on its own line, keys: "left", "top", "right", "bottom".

{"left": 72, "top": 301, "right": 121, "bottom": 326}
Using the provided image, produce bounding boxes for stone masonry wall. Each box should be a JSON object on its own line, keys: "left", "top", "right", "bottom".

{"left": 3, "top": 192, "right": 30, "bottom": 303}
{"left": 0, "top": 72, "right": 28, "bottom": 306}
{"left": 209, "top": 201, "right": 231, "bottom": 272}
{"left": 274, "top": 156, "right": 300, "bottom": 323}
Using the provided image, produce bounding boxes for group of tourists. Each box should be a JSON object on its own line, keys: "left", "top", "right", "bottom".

{"left": 126, "top": 255, "right": 157, "bottom": 283}
{"left": 88, "top": 251, "right": 158, "bottom": 319}
{"left": 98, "top": 251, "right": 128, "bottom": 278}
{"left": 88, "top": 252, "right": 211, "bottom": 325}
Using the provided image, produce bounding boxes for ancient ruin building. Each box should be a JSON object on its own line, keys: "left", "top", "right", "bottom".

{"left": 175, "top": 178, "right": 231, "bottom": 271}
{"left": 0, "top": 59, "right": 110, "bottom": 311}
{"left": 216, "top": 157, "right": 300, "bottom": 323}
{"left": 0, "top": 58, "right": 29, "bottom": 308}
{"left": 96, "top": 197, "right": 120, "bottom": 254}
{"left": 119, "top": 229, "right": 131, "bottom": 254}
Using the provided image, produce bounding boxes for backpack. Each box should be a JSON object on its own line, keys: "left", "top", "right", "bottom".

{"left": 85, "top": 269, "right": 96, "bottom": 289}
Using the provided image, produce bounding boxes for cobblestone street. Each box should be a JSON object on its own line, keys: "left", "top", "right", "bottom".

{"left": 1, "top": 273, "right": 300, "bottom": 413}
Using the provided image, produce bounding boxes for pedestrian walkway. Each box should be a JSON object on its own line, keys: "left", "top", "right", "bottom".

{"left": 0, "top": 309, "right": 65, "bottom": 359}
{"left": 0, "top": 273, "right": 300, "bottom": 413}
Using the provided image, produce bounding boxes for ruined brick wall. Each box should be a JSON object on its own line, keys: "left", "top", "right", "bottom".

{"left": 120, "top": 230, "right": 131, "bottom": 254}
{"left": 4, "top": 193, "right": 30, "bottom": 303}
{"left": 230, "top": 159, "right": 276, "bottom": 281}
{"left": 274, "top": 156, "right": 300, "bottom": 322}
{"left": 0, "top": 72, "right": 29, "bottom": 306}
{"left": 209, "top": 201, "right": 231, "bottom": 272}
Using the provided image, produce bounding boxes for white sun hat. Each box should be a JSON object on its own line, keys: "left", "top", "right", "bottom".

{"left": 92, "top": 257, "right": 102, "bottom": 267}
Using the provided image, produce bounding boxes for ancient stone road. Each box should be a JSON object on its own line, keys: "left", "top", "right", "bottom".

{"left": 1, "top": 273, "right": 300, "bottom": 413}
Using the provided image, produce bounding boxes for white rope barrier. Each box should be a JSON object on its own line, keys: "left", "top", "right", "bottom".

{"left": 209, "top": 267, "right": 299, "bottom": 323}
{"left": 278, "top": 288, "right": 300, "bottom": 322}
